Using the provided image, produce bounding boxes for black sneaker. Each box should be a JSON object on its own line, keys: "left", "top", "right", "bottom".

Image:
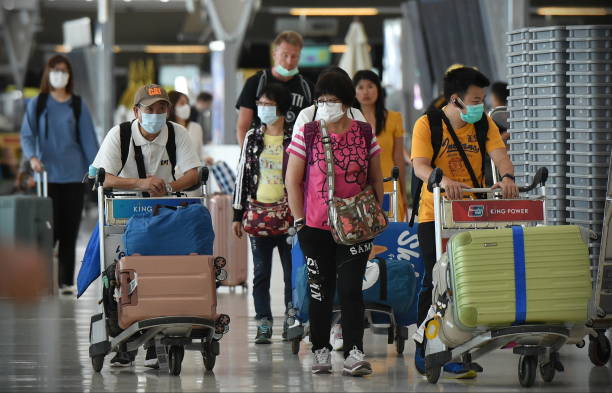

{"left": 255, "top": 319, "right": 272, "bottom": 344}
{"left": 110, "top": 352, "right": 133, "bottom": 368}
{"left": 282, "top": 318, "right": 289, "bottom": 341}
{"left": 144, "top": 346, "right": 159, "bottom": 369}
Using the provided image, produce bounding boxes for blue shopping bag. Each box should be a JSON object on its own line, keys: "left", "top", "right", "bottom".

{"left": 76, "top": 224, "right": 100, "bottom": 298}
{"left": 291, "top": 236, "right": 310, "bottom": 323}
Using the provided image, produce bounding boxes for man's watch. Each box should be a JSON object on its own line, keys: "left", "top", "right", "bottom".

{"left": 165, "top": 183, "right": 174, "bottom": 194}
{"left": 500, "top": 173, "right": 515, "bottom": 182}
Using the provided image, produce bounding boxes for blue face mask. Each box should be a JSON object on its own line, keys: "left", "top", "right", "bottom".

{"left": 458, "top": 102, "right": 484, "bottom": 124}
{"left": 140, "top": 112, "right": 166, "bottom": 134}
{"left": 275, "top": 64, "right": 299, "bottom": 77}
{"left": 258, "top": 105, "right": 279, "bottom": 125}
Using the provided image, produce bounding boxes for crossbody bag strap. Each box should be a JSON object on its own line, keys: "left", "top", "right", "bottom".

{"left": 318, "top": 120, "right": 336, "bottom": 203}
{"left": 440, "top": 114, "right": 482, "bottom": 189}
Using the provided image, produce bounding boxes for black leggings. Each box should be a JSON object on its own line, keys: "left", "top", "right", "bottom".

{"left": 297, "top": 225, "right": 371, "bottom": 358}
{"left": 48, "top": 182, "right": 85, "bottom": 287}
{"left": 416, "top": 221, "right": 436, "bottom": 349}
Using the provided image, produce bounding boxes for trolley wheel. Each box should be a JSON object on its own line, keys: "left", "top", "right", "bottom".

{"left": 518, "top": 355, "right": 537, "bottom": 388}
{"left": 588, "top": 333, "right": 611, "bottom": 367}
{"left": 426, "top": 364, "right": 441, "bottom": 384}
{"left": 91, "top": 355, "right": 104, "bottom": 373}
{"left": 168, "top": 346, "right": 184, "bottom": 376}
{"left": 539, "top": 361, "right": 555, "bottom": 383}
{"left": 202, "top": 342, "right": 217, "bottom": 371}
{"left": 395, "top": 335, "right": 405, "bottom": 355}
{"left": 291, "top": 337, "right": 301, "bottom": 354}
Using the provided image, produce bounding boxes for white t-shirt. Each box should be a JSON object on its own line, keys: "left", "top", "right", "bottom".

{"left": 292, "top": 105, "right": 366, "bottom": 135}
{"left": 186, "top": 121, "right": 204, "bottom": 155}
{"left": 92, "top": 120, "right": 202, "bottom": 182}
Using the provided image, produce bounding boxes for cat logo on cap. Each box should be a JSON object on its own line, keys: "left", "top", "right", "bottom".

{"left": 148, "top": 87, "right": 162, "bottom": 96}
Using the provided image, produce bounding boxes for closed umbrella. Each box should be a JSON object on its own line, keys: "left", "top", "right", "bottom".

{"left": 339, "top": 20, "right": 372, "bottom": 78}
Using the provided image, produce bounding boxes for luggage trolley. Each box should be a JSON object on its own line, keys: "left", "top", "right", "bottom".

{"left": 87, "top": 167, "right": 231, "bottom": 376}
{"left": 422, "top": 167, "right": 592, "bottom": 387}
{"left": 287, "top": 167, "right": 413, "bottom": 355}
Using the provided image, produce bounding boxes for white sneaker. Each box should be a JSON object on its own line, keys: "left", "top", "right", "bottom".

{"left": 330, "top": 324, "right": 343, "bottom": 351}
{"left": 343, "top": 347, "right": 372, "bottom": 376}
{"left": 312, "top": 348, "right": 332, "bottom": 374}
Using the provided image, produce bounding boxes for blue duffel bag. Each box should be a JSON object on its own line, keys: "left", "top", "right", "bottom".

{"left": 124, "top": 203, "right": 214, "bottom": 256}
{"left": 362, "top": 257, "right": 418, "bottom": 326}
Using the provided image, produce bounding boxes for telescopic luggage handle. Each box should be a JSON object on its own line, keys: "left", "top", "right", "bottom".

{"left": 427, "top": 167, "right": 549, "bottom": 195}
{"left": 34, "top": 170, "right": 48, "bottom": 198}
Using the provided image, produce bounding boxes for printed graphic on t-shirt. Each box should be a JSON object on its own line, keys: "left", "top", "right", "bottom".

{"left": 259, "top": 141, "right": 283, "bottom": 186}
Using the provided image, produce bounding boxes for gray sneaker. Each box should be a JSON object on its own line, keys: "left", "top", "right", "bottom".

{"left": 255, "top": 319, "right": 273, "bottom": 344}
{"left": 312, "top": 348, "right": 332, "bottom": 374}
{"left": 343, "top": 347, "right": 372, "bottom": 376}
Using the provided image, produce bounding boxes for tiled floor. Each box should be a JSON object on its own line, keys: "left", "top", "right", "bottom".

{"left": 1, "top": 212, "right": 611, "bottom": 392}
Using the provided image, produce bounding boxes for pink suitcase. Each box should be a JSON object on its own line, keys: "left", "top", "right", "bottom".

{"left": 117, "top": 254, "right": 218, "bottom": 329}
{"left": 209, "top": 194, "right": 248, "bottom": 286}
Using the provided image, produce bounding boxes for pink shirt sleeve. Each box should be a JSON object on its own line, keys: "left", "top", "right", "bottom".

{"left": 287, "top": 126, "right": 307, "bottom": 161}
{"left": 369, "top": 134, "right": 381, "bottom": 157}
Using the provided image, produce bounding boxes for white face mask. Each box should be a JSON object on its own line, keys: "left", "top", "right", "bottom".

{"left": 49, "top": 71, "right": 69, "bottom": 89}
{"left": 316, "top": 102, "right": 345, "bottom": 123}
{"left": 175, "top": 104, "right": 191, "bottom": 120}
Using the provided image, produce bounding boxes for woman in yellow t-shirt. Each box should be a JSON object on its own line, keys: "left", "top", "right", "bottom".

{"left": 353, "top": 70, "right": 408, "bottom": 220}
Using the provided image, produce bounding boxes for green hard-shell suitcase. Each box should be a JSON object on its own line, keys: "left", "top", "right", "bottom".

{"left": 448, "top": 225, "right": 592, "bottom": 329}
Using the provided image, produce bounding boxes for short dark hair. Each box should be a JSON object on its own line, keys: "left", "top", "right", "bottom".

{"left": 443, "top": 67, "right": 490, "bottom": 101}
{"left": 258, "top": 82, "right": 292, "bottom": 115}
{"left": 490, "top": 81, "right": 509, "bottom": 106}
{"left": 197, "top": 91, "right": 212, "bottom": 102}
{"left": 317, "top": 66, "right": 350, "bottom": 83}
{"left": 314, "top": 71, "right": 355, "bottom": 106}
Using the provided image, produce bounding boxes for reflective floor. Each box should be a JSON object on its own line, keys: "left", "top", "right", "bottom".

{"left": 1, "top": 213, "right": 611, "bottom": 392}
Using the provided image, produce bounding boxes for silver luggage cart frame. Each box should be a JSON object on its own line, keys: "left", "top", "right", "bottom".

{"left": 87, "top": 167, "right": 231, "bottom": 376}
{"left": 423, "top": 167, "right": 593, "bottom": 387}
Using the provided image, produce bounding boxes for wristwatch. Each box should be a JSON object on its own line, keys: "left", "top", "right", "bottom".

{"left": 500, "top": 173, "right": 515, "bottom": 182}
{"left": 165, "top": 183, "right": 174, "bottom": 194}
{"left": 294, "top": 217, "right": 305, "bottom": 228}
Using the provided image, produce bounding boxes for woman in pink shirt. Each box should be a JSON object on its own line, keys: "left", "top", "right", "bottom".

{"left": 285, "top": 71, "right": 384, "bottom": 377}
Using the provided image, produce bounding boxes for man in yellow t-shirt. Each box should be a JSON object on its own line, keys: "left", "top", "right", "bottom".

{"left": 410, "top": 67, "right": 518, "bottom": 378}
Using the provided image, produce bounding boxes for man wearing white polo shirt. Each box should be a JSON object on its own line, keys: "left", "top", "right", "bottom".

{"left": 92, "top": 84, "right": 201, "bottom": 196}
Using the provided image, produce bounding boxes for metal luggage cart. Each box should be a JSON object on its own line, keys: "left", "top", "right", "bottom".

{"left": 423, "top": 167, "right": 593, "bottom": 387}
{"left": 87, "top": 167, "right": 231, "bottom": 376}
{"left": 287, "top": 167, "right": 411, "bottom": 355}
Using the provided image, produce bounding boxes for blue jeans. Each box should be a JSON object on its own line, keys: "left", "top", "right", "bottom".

{"left": 249, "top": 234, "right": 292, "bottom": 321}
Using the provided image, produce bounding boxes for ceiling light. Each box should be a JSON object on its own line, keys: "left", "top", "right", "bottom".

{"left": 329, "top": 44, "right": 347, "bottom": 53}
{"left": 144, "top": 45, "right": 209, "bottom": 54}
{"left": 536, "top": 7, "right": 609, "bottom": 16}
{"left": 160, "top": 0, "right": 170, "bottom": 3}
{"left": 290, "top": 8, "right": 378, "bottom": 16}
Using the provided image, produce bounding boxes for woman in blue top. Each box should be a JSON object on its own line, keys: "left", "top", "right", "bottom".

{"left": 20, "top": 55, "right": 99, "bottom": 295}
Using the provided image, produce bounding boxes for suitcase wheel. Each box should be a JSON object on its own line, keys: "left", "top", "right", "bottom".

{"left": 202, "top": 341, "right": 217, "bottom": 371}
{"left": 213, "top": 256, "right": 227, "bottom": 269}
{"left": 215, "top": 314, "right": 231, "bottom": 334}
{"left": 395, "top": 335, "right": 405, "bottom": 355}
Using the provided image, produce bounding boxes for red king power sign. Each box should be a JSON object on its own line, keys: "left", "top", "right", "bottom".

{"left": 451, "top": 200, "right": 545, "bottom": 222}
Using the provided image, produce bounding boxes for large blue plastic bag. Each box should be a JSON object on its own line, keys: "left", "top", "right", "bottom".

{"left": 76, "top": 224, "right": 100, "bottom": 298}
{"left": 124, "top": 204, "right": 214, "bottom": 256}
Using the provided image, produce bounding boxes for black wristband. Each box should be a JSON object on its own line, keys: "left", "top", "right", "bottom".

{"left": 501, "top": 173, "right": 515, "bottom": 182}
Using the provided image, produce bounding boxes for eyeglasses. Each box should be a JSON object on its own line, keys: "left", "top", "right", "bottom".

{"left": 315, "top": 98, "right": 342, "bottom": 106}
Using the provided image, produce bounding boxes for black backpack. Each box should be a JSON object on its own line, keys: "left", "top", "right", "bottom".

{"left": 35, "top": 92, "right": 82, "bottom": 144}
{"left": 116, "top": 120, "right": 177, "bottom": 197}
{"left": 409, "top": 109, "right": 489, "bottom": 226}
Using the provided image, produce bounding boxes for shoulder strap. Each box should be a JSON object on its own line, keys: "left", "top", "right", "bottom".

{"left": 166, "top": 122, "right": 176, "bottom": 180}
{"left": 312, "top": 105, "right": 318, "bottom": 121}
{"left": 318, "top": 121, "right": 336, "bottom": 203}
{"left": 298, "top": 74, "right": 312, "bottom": 105}
{"left": 71, "top": 95, "right": 82, "bottom": 145}
{"left": 132, "top": 141, "right": 150, "bottom": 198}
{"left": 440, "top": 112, "right": 482, "bottom": 189}
{"left": 302, "top": 121, "right": 318, "bottom": 163}
{"left": 357, "top": 120, "right": 373, "bottom": 152}
{"left": 408, "top": 111, "right": 444, "bottom": 226}
{"left": 255, "top": 70, "right": 268, "bottom": 99}
{"left": 117, "top": 121, "right": 133, "bottom": 176}
{"left": 35, "top": 93, "right": 49, "bottom": 131}
{"left": 474, "top": 114, "right": 489, "bottom": 177}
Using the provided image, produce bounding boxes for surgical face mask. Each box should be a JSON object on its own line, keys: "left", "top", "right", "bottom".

{"left": 456, "top": 98, "right": 484, "bottom": 124}
{"left": 257, "top": 105, "right": 279, "bottom": 125}
{"left": 317, "top": 102, "right": 345, "bottom": 123}
{"left": 275, "top": 64, "right": 299, "bottom": 77}
{"left": 175, "top": 104, "right": 191, "bottom": 120}
{"left": 49, "top": 71, "right": 69, "bottom": 89}
{"left": 140, "top": 112, "right": 166, "bottom": 134}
